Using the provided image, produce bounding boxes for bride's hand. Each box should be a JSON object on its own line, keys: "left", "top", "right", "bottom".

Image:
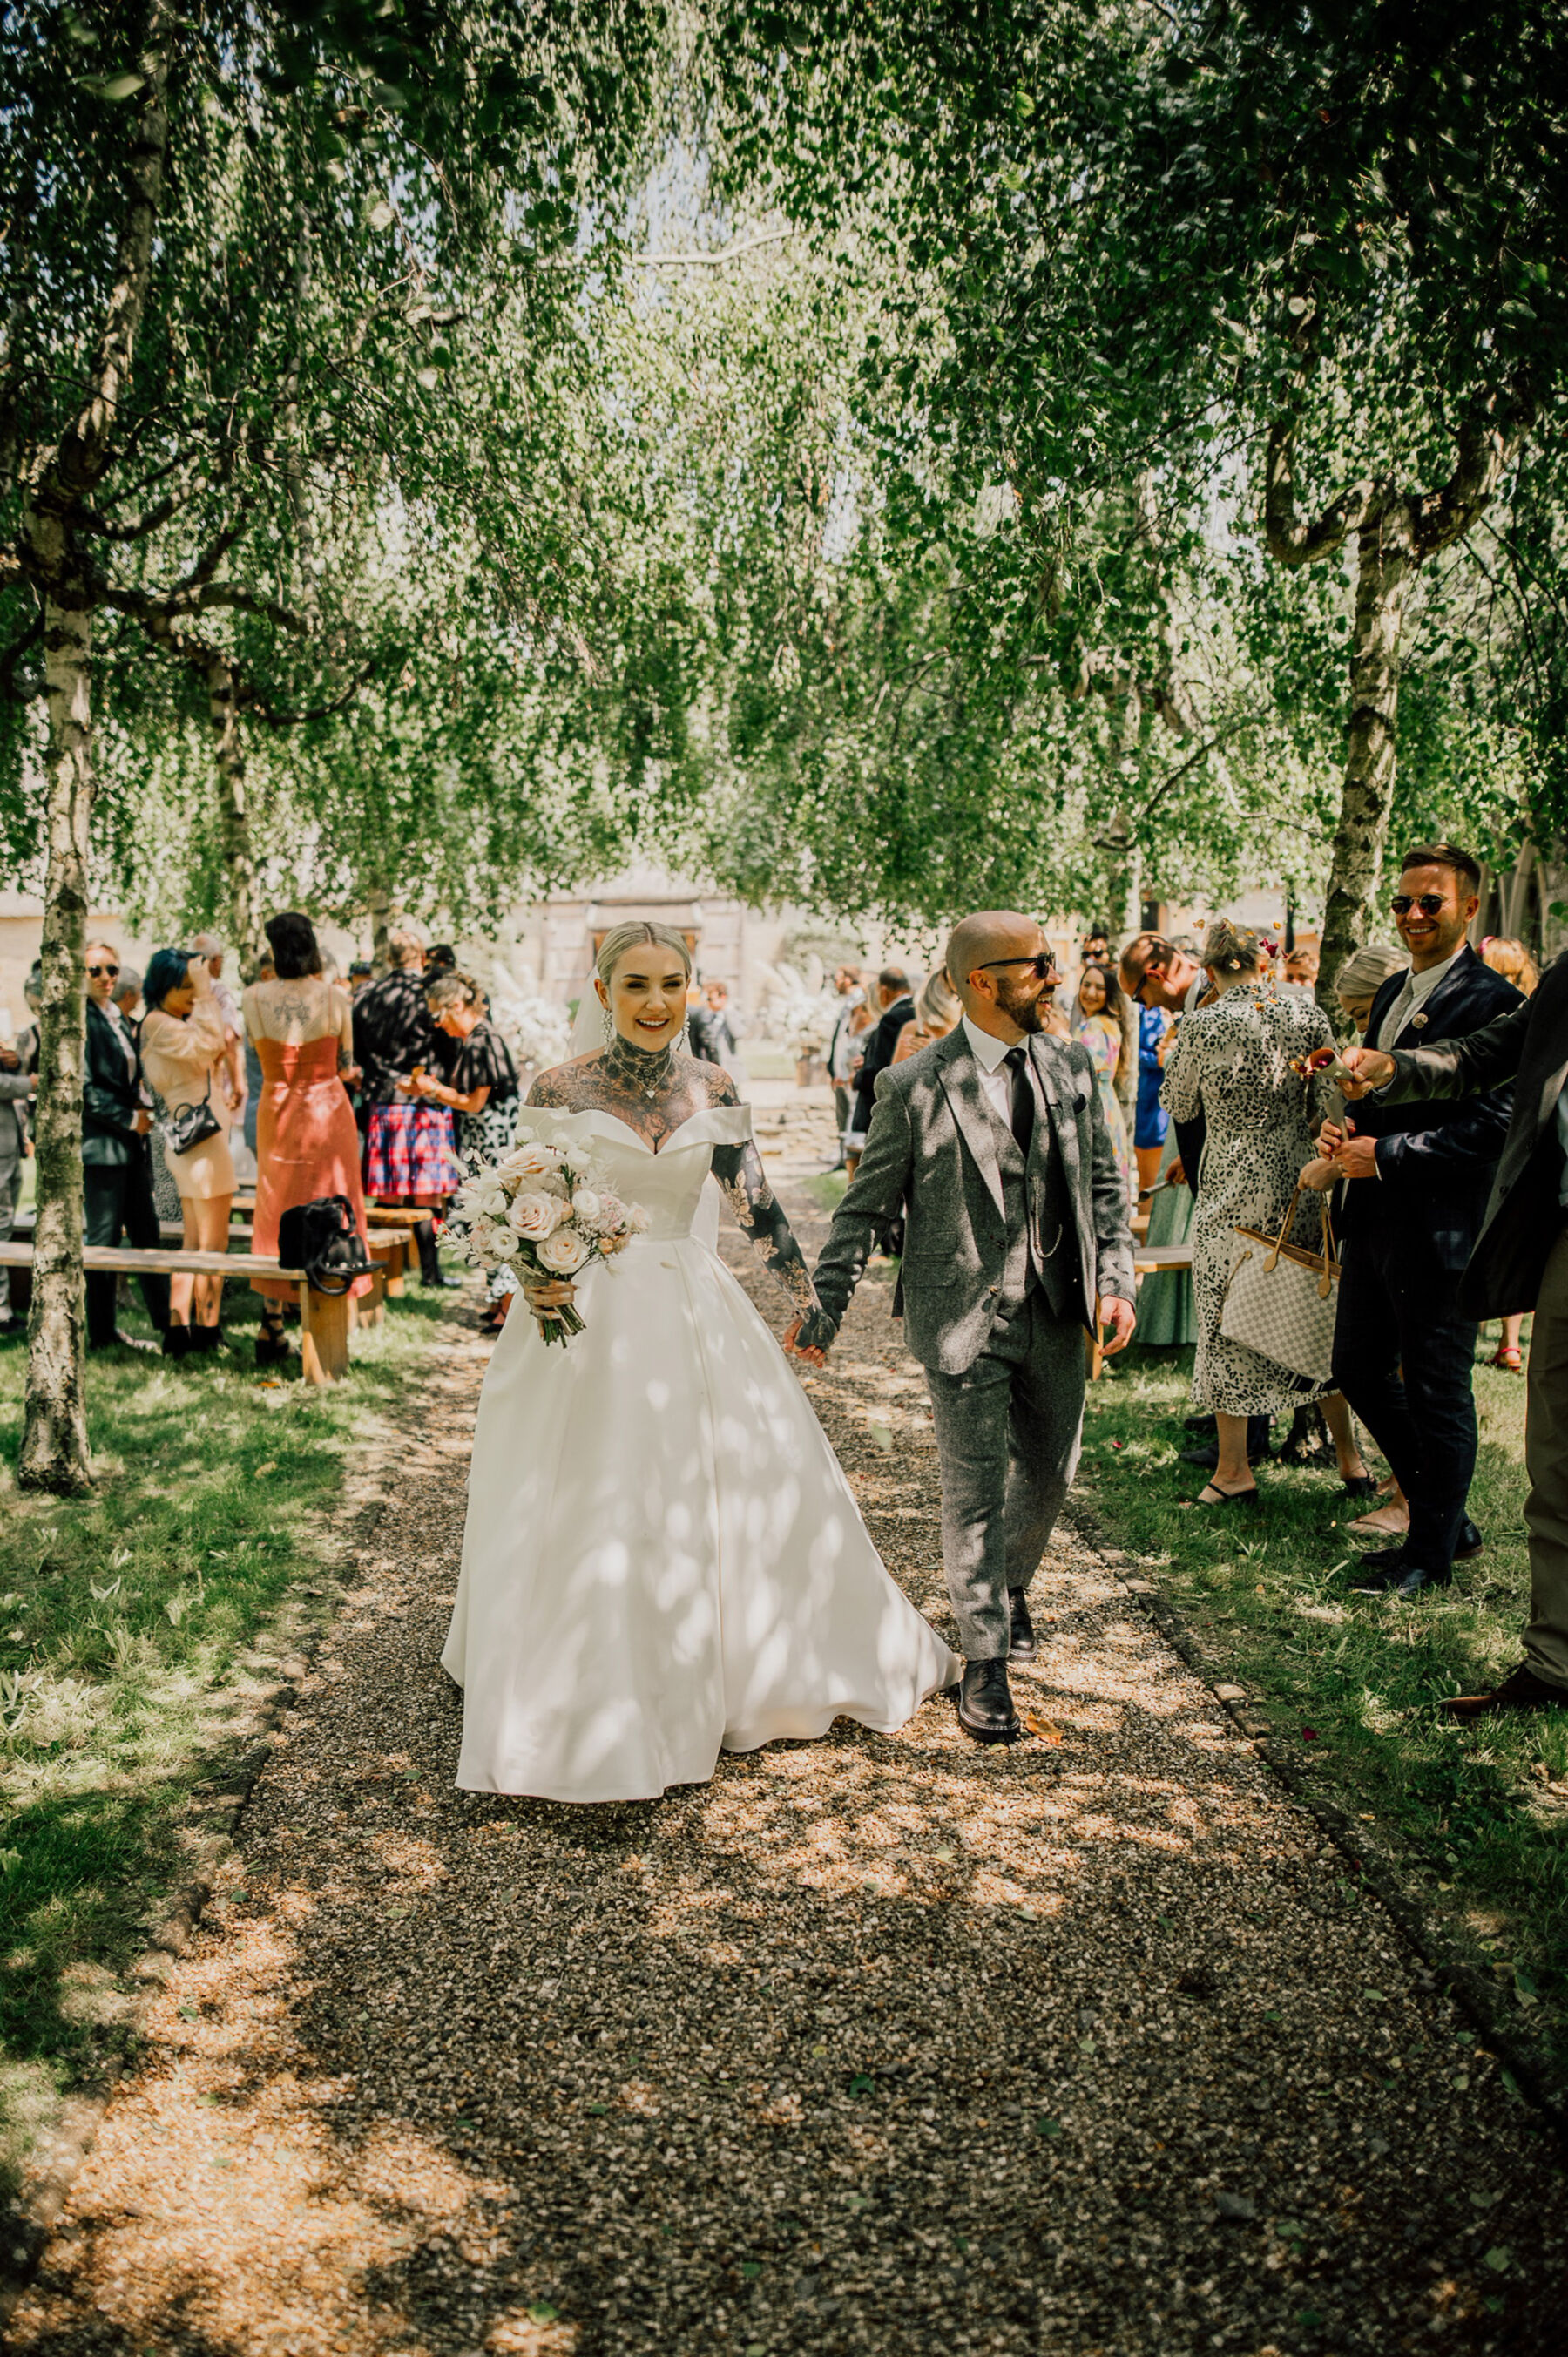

{"left": 524, "top": 1276, "right": 577, "bottom": 1333}
{"left": 782, "top": 1317, "right": 827, "bottom": 1367}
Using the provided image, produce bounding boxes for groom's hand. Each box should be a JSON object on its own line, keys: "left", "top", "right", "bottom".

{"left": 1100, "top": 1295, "right": 1136, "bottom": 1356}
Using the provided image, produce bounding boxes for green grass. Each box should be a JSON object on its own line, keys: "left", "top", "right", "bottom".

{"left": 0, "top": 1269, "right": 450, "bottom": 2203}
{"left": 1078, "top": 1339, "right": 1565, "bottom": 2071}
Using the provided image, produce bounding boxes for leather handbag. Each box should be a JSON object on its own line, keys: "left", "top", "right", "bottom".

{"left": 166, "top": 1078, "right": 221, "bottom": 1156}
{"left": 277, "top": 1195, "right": 375, "bottom": 1294}
{"left": 1219, "top": 1182, "right": 1339, "bottom": 1385}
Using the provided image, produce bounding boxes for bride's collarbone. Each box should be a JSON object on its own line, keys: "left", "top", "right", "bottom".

{"left": 537, "top": 1059, "right": 729, "bottom": 1151}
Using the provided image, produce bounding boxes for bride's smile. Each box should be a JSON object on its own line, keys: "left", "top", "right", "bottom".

{"left": 597, "top": 951, "right": 690, "bottom": 1051}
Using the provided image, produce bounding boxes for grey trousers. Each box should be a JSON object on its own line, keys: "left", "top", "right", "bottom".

{"left": 1524, "top": 1220, "right": 1568, "bottom": 1691}
{"left": 923, "top": 1285, "right": 1086, "bottom": 1661}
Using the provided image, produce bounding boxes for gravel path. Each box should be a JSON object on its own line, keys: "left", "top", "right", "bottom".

{"left": 10, "top": 1107, "right": 1567, "bottom": 2357}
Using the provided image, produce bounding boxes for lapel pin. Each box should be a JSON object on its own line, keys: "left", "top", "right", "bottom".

{"left": 1411, "top": 1012, "right": 1429, "bottom": 1030}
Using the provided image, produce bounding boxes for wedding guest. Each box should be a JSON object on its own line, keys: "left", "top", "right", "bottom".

{"left": 1339, "top": 946, "right": 1568, "bottom": 1713}
{"left": 891, "top": 967, "right": 961, "bottom": 1062}
{"left": 704, "top": 979, "right": 747, "bottom": 1086}
{"left": 686, "top": 976, "right": 721, "bottom": 1063}
{"left": 82, "top": 940, "right": 168, "bottom": 1351}
{"left": 1159, "top": 919, "right": 1366, "bottom": 1507}
{"left": 1329, "top": 943, "right": 1411, "bottom": 1537}
{"left": 846, "top": 968, "right": 915, "bottom": 1175}
{"left": 191, "top": 930, "right": 247, "bottom": 1126}
{"left": 112, "top": 966, "right": 143, "bottom": 1022}
{"left": 1134, "top": 1002, "right": 1171, "bottom": 1197}
{"left": 353, "top": 926, "right": 460, "bottom": 1289}
{"left": 244, "top": 911, "right": 372, "bottom": 1368}
{"left": 826, "top": 967, "right": 865, "bottom": 1168}
{"left": 242, "top": 945, "right": 276, "bottom": 1162}
{"left": 140, "top": 948, "right": 238, "bottom": 1355}
{"left": 1283, "top": 945, "right": 1321, "bottom": 995}
{"left": 1119, "top": 930, "right": 1207, "bottom": 1020}
{"left": 0, "top": 1028, "right": 33, "bottom": 1338}
{"left": 416, "top": 969, "right": 521, "bottom": 1332}
{"left": 1315, "top": 845, "right": 1522, "bottom": 1598}
{"left": 1481, "top": 938, "right": 1540, "bottom": 1373}
{"left": 348, "top": 958, "right": 375, "bottom": 997}
{"left": 1072, "top": 963, "right": 1134, "bottom": 1213}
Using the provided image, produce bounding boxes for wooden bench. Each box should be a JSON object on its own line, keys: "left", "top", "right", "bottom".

{"left": 0, "top": 1234, "right": 411, "bottom": 1384}
{"left": 1085, "top": 1244, "right": 1195, "bottom": 1380}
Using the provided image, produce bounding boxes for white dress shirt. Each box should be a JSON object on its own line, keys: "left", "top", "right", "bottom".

{"left": 961, "top": 1013, "right": 1024, "bottom": 1128}
{"left": 1373, "top": 945, "right": 1464, "bottom": 1052}
{"left": 103, "top": 999, "right": 138, "bottom": 1078}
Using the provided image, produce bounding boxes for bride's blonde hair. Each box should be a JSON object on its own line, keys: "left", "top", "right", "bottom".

{"left": 595, "top": 922, "right": 693, "bottom": 992}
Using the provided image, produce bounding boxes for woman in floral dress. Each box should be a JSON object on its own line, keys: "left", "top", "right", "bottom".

{"left": 1071, "top": 963, "right": 1135, "bottom": 1214}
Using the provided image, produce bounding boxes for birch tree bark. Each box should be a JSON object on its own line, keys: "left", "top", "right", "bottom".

{"left": 14, "top": 16, "right": 173, "bottom": 1491}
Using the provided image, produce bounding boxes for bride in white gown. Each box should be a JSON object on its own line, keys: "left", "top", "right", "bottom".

{"left": 442, "top": 921, "right": 958, "bottom": 1801}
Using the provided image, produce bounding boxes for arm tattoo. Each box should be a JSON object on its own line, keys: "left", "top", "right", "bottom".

{"left": 710, "top": 1137, "right": 820, "bottom": 1317}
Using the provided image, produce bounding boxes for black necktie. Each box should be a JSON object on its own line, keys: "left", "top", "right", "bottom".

{"left": 1003, "top": 1045, "right": 1036, "bottom": 1159}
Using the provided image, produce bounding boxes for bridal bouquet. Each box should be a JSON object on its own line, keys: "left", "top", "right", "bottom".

{"left": 443, "top": 1126, "right": 649, "bottom": 1344}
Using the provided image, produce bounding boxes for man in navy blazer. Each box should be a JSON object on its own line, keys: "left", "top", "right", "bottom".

{"left": 1318, "top": 846, "right": 1523, "bottom": 1597}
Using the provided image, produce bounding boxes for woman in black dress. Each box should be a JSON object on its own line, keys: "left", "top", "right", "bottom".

{"left": 415, "top": 971, "right": 521, "bottom": 1331}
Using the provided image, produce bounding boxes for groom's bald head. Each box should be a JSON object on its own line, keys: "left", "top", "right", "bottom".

{"left": 946, "top": 911, "right": 1041, "bottom": 1008}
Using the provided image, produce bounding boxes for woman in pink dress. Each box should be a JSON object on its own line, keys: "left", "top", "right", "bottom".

{"left": 243, "top": 911, "right": 373, "bottom": 1370}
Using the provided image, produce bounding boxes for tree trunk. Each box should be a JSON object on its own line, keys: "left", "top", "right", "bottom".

{"left": 19, "top": 570, "right": 96, "bottom": 1494}
{"left": 366, "top": 879, "right": 393, "bottom": 973}
{"left": 1315, "top": 500, "right": 1416, "bottom": 1025}
{"left": 209, "top": 652, "right": 262, "bottom": 969}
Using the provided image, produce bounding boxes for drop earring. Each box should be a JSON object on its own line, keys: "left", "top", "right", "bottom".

{"left": 601, "top": 1006, "right": 614, "bottom": 1045}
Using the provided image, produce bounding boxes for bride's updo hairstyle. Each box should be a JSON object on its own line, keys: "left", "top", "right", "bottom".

{"left": 595, "top": 921, "right": 693, "bottom": 993}
{"left": 1201, "top": 917, "right": 1262, "bottom": 976}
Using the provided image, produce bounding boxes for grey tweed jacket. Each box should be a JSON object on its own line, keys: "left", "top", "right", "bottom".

{"left": 809, "top": 1026, "right": 1137, "bottom": 1376}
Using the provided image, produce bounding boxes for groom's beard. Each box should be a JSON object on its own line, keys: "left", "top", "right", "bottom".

{"left": 995, "top": 975, "right": 1049, "bottom": 1033}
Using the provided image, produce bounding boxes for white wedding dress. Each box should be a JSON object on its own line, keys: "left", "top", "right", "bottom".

{"left": 442, "top": 1105, "right": 958, "bottom": 1800}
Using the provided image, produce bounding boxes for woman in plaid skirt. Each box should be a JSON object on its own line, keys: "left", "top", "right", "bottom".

{"left": 351, "top": 928, "right": 461, "bottom": 1287}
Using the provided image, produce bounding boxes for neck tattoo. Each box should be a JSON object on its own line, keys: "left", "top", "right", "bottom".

{"left": 603, "top": 1031, "right": 678, "bottom": 1101}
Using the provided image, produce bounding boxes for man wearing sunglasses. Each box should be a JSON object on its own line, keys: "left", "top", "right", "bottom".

{"left": 791, "top": 910, "right": 1136, "bottom": 1744}
{"left": 1315, "top": 845, "right": 1523, "bottom": 1600}
{"left": 82, "top": 942, "right": 168, "bottom": 1350}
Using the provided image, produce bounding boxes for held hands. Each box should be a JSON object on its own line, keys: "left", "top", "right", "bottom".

{"left": 1099, "top": 1295, "right": 1136, "bottom": 1355}
{"left": 1299, "top": 1155, "right": 1339, "bottom": 1193}
{"left": 1335, "top": 1046, "right": 1395, "bottom": 1099}
{"left": 783, "top": 1312, "right": 834, "bottom": 1367}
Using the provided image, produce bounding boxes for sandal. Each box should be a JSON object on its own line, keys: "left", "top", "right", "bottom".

{"left": 1490, "top": 1345, "right": 1523, "bottom": 1372}
{"left": 1194, "top": 1481, "right": 1260, "bottom": 1510}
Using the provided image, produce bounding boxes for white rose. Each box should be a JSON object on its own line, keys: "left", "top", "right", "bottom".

{"left": 507, "top": 1189, "right": 566, "bottom": 1241}
{"left": 459, "top": 1175, "right": 509, "bottom": 1220}
{"left": 471, "top": 1216, "right": 511, "bottom": 1262}
{"left": 625, "top": 1203, "right": 651, "bottom": 1234}
{"left": 536, "top": 1225, "right": 591, "bottom": 1276}
{"left": 570, "top": 1188, "right": 605, "bottom": 1231}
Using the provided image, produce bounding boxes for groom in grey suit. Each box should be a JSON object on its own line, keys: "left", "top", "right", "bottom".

{"left": 790, "top": 911, "right": 1137, "bottom": 1742}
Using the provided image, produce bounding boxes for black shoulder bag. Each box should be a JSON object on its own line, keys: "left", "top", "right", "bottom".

{"left": 277, "top": 1195, "right": 375, "bottom": 1294}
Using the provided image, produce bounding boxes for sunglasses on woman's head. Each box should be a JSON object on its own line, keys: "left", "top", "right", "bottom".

{"left": 1390, "top": 893, "right": 1448, "bottom": 917}
{"left": 88, "top": 963, "right": 120, "bottom": 978}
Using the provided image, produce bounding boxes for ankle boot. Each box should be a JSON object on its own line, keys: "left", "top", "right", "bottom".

{"left": 256, "top": 1317, "right": 290, "bottom": 1368}
{"left": 415, "top": 1217, "right": 459, "bottom": 1289}
{"left": 191, "top": 1324, "right": 223, "bottom": 1353}
{"left": 161, "top": 1323, "right": 192, "bottom": 1359}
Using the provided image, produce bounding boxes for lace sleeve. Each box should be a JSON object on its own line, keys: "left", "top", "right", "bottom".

{"left": 708, "top": 1132, "right": 820, "bottom": 1319}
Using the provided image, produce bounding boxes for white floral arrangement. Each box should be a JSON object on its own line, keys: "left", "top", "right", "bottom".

{"left": 443, "top": 1127, "right": 648, "bottom": 1344}
{"left": 488, "top": 986, "right": 571, "bottom": 1075}
{"left": 761, "top": 958, "right": 841, "bottom": 1060}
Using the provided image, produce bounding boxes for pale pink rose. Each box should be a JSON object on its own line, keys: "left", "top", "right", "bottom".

{"left": 507, "top": 1189, "right": 566, "bottom": 1241}
{"left": 499, "top": 1140, "right": 565, "bottom": 1182}
{"left": 625, "top": 1203, "right": 651, "bottom": 1234}
{"left": 536, "top": 1225, "right": 591, "bottom": 1276}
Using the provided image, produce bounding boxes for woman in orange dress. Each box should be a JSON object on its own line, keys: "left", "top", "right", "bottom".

{"left": 243, "top": 911, "right": 373, "bottom": 1370}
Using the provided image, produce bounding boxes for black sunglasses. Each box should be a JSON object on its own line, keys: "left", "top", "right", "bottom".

{"left": 1390, "top": 893, "right": 1448, "bottom": 917}
{"left": 977, "top": 953, "right": 1060, "bottom": 983}
{"left": 87, "top": 963, "right": 120, "bottom": 979}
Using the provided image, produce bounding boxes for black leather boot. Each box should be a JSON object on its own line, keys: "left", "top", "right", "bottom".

{"left": 191, "top": 1324, "right": 224, "bottom": 1353}
{"left": 414, "top": 1217, "right": 460, "bottom": 1289}
{"left": 1008, "top": 1588, "right": 1037, "bottom": 1661}
{"left": 161, "top": 1322, "right": 192, "bottom": 1360}
{"left": 955, "top": 1660, "right": 1022, "bottom": 1744}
